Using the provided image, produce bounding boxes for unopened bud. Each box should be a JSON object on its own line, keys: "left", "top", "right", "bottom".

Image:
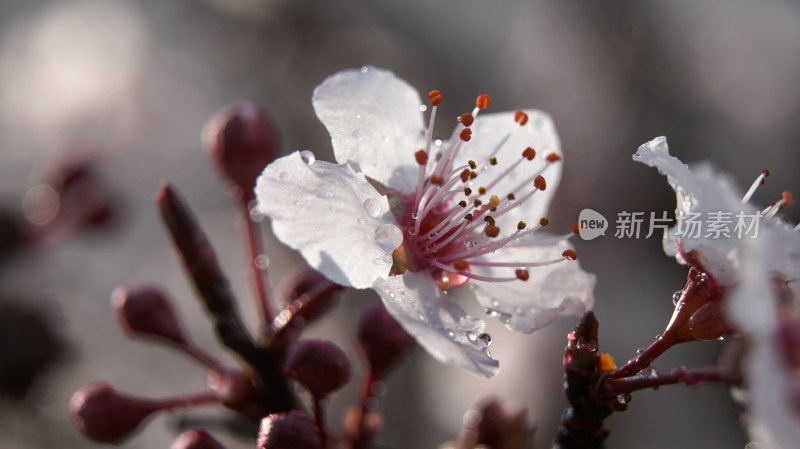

{"left": 112, "top": 285, "right": 186, "bottom": 345}
{"left": 357, "top": 305, "right": 414, "bottom": 379}
{"left": 258, "top": 410, "right": 322, "bottom": 449}
{"left": 70, "top": 382, "right": 156, "bottom": 443}
{"left": 45, "top": 158, "right": 115, "bottom": 228}
{"left": 203, "top": 102, "right": 280, "bottom": 202}
{"left": 284, "top": 339, "right": 350, "bottom": 398}
{"left": 171, "top": 430, "right": 227, "bottom": 449}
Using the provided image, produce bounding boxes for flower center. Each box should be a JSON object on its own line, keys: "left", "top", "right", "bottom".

{"left": 390, "top": 91, "right": 578, "bottom": 290}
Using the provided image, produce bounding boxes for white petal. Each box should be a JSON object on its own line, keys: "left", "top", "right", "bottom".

{"left": 634, "top": 136, "right": 749, "bottom": 285}
{"left": 312, "top": 66, "right": 425, "bottom": 193}
{"left": 468, "top": 237, "right": 595, "bottom": 333}
{"left": 255, "top": 152, "right": 401, "bottom": 289}
{"left": 452, "top": 110, "right": 562, "bottom": 229}
{"left": 373, "top": 271, "right": 499, "bottom": 378}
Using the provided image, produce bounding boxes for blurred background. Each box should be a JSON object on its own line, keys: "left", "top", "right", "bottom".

{"left": 2, "top": 0, "right": 799, "bottom": 448}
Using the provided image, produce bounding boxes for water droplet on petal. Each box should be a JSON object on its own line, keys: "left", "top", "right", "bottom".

{"left": 254, "top": 254, "right": 270, "bottom": 269}
{"left": 477, "top": 332, "right": 492, "bottom": 348}
{"left": 361, "top": 66, "right": 369, "bottom": 73}
{"left": 419, "top": 104, "right": 428, "bottom": 112}
{"left": 616, "top": 394, "right": 629, "bottom": 405}
{"left": 374, "top": 224, "right": 403, "bottom": 254}
{"left": 434, "top": 139, "right": 443, "bottom": 147}
{"left": 299, "top": 150, "right": 316, "bottom": 165}
{"left": 363, "top": 198, "right": 383, "bottom": 218}
{"left": 467, "top": 331, "right": 478, "bottom": 342}
{"left": 408, "top": 227, "right": 417, "bottom": 236}
{"left": 498, "top": 313, "right": 512, "bottom": 324}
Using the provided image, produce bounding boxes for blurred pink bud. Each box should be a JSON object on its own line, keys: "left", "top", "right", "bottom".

{"left": 171, "top": 429, "right": 227, "bottom": 449}
{"left": 203, "top": 102, "right": 280, "bottom": 202}
{"left": 112, "top": 285, "right": 186, "bottom": 345}
{"left": 69, "top": 382, "right": 157, "bottom": 443}
{"left": 357, "top": 305, "right": 415, "bottom": 379}
{"left": 45, "top": 158, "right": 115, "bottom": 228}
{"left": 284, "top": 339, "right": 350, "bottom": 398}
{"left": 258, "top": 410, "right": 322, "bottom": 449}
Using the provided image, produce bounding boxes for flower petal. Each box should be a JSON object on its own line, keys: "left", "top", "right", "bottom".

{"left": 468, "top": 237, "right": 595, "bottom": 333}
{"left": 453, "top": 110, "right": 562, "bottom": 229}
{"left": 256, "top": 152, "right": 401, "bottom": 289}
{"left": 634, "top": 136, "right": 749, "bottom": 285}
{"left": 312, "top": 66, "right": 425, "bottom": 193}
{"left": 373, "top": 271, "right": 499, "bottom": 378}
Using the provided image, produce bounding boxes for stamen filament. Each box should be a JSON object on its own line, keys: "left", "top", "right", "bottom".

{"left": 741, "top": 170, "right": 769, "bottom": 204}
{"left": 413, "top": 104, "right": 439, "bottom": 209}
{"left": 428, "top": 260, "right": 518, "bottom": 283}
{"left": 467, "top": 256, "right": 571, "bottom": 267}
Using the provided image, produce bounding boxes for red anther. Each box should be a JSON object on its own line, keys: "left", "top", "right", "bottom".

{"left": 533, "top": 175, "right": 547, "bottom": 191}
{"left": 546, "top": 153, "right": 562, "bottom": 163}
{"left": 562, "top": 249, "right": 578, "bottom": 260}
{"left": 460, "top": 128, "right": 472, "bottom": 142}
{"left": 430, "top": 175, "right": 445, "bottom": 186}
{"left": 414, "top": 150, "right": 428, "bottom": 165}
{"left": 460, "top": 113, "right": 475, "bottom": 127}
{"left": 514, "top": 110, "right": 529, "bottom": 126}
{"left": 203, "top": 102, "right": 280, "bottom": 202}
{"left": 485, "top": 225, "right": 500, "bottom": 238}
{"left": 460, "top": 169, "right": 471, "bottom": 183}
{"left": 507, "top": 193, "right": 516, "bottom": 200}
{"left": 357, "top": 306, "right": 414, "bottom": 380}
{"left": 783, "top": 191, "right": 792, "bottom": 207}
{"left": 258, "top": 410, "right": 322, "bottom": 449}
{"left": 284, "top": 339, "right": 351, "bottom": 399}
{"left": 428, "top": 90, "right": 443, "bottom": 106}
{"left": 453, "top": 259, "right": 469, "bottom": 271}
{"left": 112, "top": 285, "right": 187, "bottom": 346}
{"left": 171, "top": 430, "right": 227, "bottom": 449}
{"left": 522, "top": 147, "right": 536, "bottom": 161}
{"left": 572, "top": 222, "right": 580, "bottom": 235}
{"left": 515, "top": 269, "right": 530, "bottom": 281}
{"left": 476, "top": 94, "right": 491, "bottom": 110}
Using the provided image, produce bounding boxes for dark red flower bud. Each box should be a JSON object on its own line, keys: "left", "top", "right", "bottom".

{"left": 40, "top": 158, "right": 115, "bottom": 228}
{"left": 467, "top": 397, "right": 529, "bottom": 449}
{"left": 284, "top": 339, "right": 350, "bottom": 398}
{"left": 357, "top": 305, "right": 415, "bottom": 379}
{"left": 258, "top": 410, "right": 322, "bottom": 449}
{"left": 70, "top": 382, "right": 157, "bottom": 443}
{"left": 112, "top": 285, "right": 186, "bottom": 345}
{"left": 271, "top": 270, "right": 342, "bottom": 347}
{"left": 203, "top": 102, "right": 280, "bottom": 202}
{"left": 171, "top": 430, "right": 227, "bottom": 449}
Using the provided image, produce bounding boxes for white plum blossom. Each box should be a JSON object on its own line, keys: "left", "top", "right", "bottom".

{"left": 635, "top": 136, "right": 800, "bottom": 448}
{"left": 256, "top": 67, "right": 595, "bottom": 377}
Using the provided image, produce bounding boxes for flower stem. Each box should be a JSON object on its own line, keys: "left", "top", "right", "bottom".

{"left": 314, "top": 396, "right": 327, "bottom": 445}
{"left": 608, "top": 330, "right": 678, "bottom": 379}
{"left": 602, "top": 366, "right": 742, "bottom": 398}
{"left": 241, "top": 204, "right": 275, "bottom": 331}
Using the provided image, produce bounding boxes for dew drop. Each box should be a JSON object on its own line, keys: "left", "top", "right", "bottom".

{"left": 514, "top": 307, "right": 524, "bottom": 314}
{"left": 434, "top": 139, "right": 443, "bottom": 146}
{"left": 498, "top": 313, "right": 512, "bottom": 324}
{"left": 249, "top": 207, "right": 264, "bottom": 222}
{"left": 408, "top": 227, "right": 417, "bottom": 236}
{"left": 419, "top": 104, "right": 428, "bottom": 112}
{"left": 675, "top": 252, "right": 687, "bottom": 265}
{"left": 640, "top": 367, "right": 657, "bottom": 378}
{"left": 411, "top": 212, "right": 419, "bottom": 220}
{"left": 389, "top": 291, "right": 396, "bottom": 299}
{"left": 278, "top": 172, "right": 289, "bottom": 183}
{"left": 491, "top": 300, "right": 499, "bottom": 307}
{"left": 636, "top": 348, "right": 645, "bottom": 355}
{"left": 447, "top": 330, "right": 455, "bottom": 338}
{"left": 361, "top": 66, "right": 369, "bottom": 73}
{"left": 616, "top": 394, "right": 629, "bottom": 405}
{"left": 477, "top": 332, "right": 492, "bottom": 348}
{"left": 418, "top": 312, "right": 425, "bottom": 321}
{"left": 363, "top": 197, "right": 383, "bottom": 218}
{"left": 254, "top": 254, "right": 270, "bottom": 270}
{"left": 698, "top": 272, "right": 709, "bottom": 283}
{"left": 672, "top": 290, "right": 683, "bottom": 306}
{"left": 467, "top": 331, "right": 478, "bottom": 342}
{"left": 374, "top": 224, "right": 403, "bottom": 254}
{"left": 299, "top": 150, "right": 316, "bottom": 165}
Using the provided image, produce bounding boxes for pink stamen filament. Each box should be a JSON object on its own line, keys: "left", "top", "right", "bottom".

{"left": 420, "top": 218, "right": 476, "bottom": 255}
{"left": 413, "top": 104, "right": 439, "bottom": 209}
{"left": 741, "top": 171, "right": 768, "bottom": 204}
{"left": 505, "top": 231, "right": 575, "bottom": 248}
{"left": 468, "top": 256, "right": 571, "bottom": 268}
{"left": 428, "top": 260, "right": 518, "bottom": 283}
{"left": 440, "top": 226, "right": 541, "bottom": 262}
{"left": 482, "top": 157, "right": 524, "bottom": 192}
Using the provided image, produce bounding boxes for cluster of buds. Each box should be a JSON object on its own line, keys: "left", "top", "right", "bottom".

{"left": 68, "top": 103, "right": 417, "bottom": 448}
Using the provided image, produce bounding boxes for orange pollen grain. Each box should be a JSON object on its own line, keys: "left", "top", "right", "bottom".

{"left": 514, "top": 110, "right": 529, "bottom": 126}
{"left": 534, "top": 175, "right": 547, "bottom": 191}
{"left": 485, "top": 225, "right": 500, "bottom": 238}
{"left": 453, "top": 259, "right": 469, "bottom": 271}
{"left": 562, "top": 249, "right": 578, "bottom": 260}
{"left": 546, "top": 153, "right": 562, "bottom": 163}
{"left": 428, "top": 90, "right": 443, "bottom": 106}
{"left": 522, "top": 147, "right": 536, "bottom": 160}
{"left": 460, "top": 113, "right": 474, "bottom": 127}
{"left": 476, "top": 94, "right": 491, "bottom": 109}
{"left": 515, "top": 269, "right": 530, "bottom": 281}
{"left": 415, "top": 150, "right": 428, "bottom": 165}
{"left": 460, "top": 128, "right": 472, "bottom": 141}
{"left": 598, "top": 353, "right": 616, "bottom": 371}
